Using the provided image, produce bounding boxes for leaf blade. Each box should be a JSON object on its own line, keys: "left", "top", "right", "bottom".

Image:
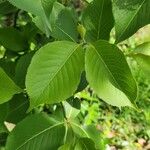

{"left": 82, "top": 0, "right": 114, "bottom": 42}
{"left": 26, "top": 41, "right": 84, "bottom": 109}
{"left": 85, "top": 40, "right": 138, "bottom": 107}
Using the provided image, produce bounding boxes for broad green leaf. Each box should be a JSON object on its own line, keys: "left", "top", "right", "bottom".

{"left": 85, "top": 40, "right": 138, "bottom": 107}
{"left": 130, "top": 42, "right": 150, "bottom": 78}
{"left": 0, "top": 94, "right": 29, "bottom": 125}
{"left": 0, "top": 68, "right": 21, "bottom": 104}
{"left": 113, "top": 0, "right": 150, "bottom": 43}
{"left": 15, "top": 52, "right": 34, "bottom": 88}
{"left": 0, "top": 28, "right": 28, "bottom": 52}
{"left": 26, "top": 41, "right": 84, "bottom": 110}
{"left": 82, "top": 0, "right": 114, "bottom": 42}
{"left": 6, "top": 113, "right": 65, "bottom": 150}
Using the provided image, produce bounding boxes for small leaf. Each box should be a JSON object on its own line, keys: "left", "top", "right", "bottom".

{"left": 26, "top": 41, "right": 84, "bottom": 110}
{"left": 0, "top": 68, "right": 21, "bottom": 104}
{"left": 82, "top": 0, "right": 114, "bottom": 42}
{"left": 85, "top": 40, "right": 138, "bottom": 107}
{"left": 113, "top": 0, "right": 150, "bottom": 43}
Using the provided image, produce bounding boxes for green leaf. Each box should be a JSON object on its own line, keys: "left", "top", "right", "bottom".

{"left": 41, "top": 0, "right": 56, "bottom": 19}
{"left": 63, "top": 102, "right": 80, "bottom": 120}
{"left": 113, "top": 0, "right": 150, "bottom": 43}
{"left": 130, "top": 42, "right": 150, "bottom": 78}
{"left": 0, "top": 28, "right": 28, "bottom": 52}
{"left": 84, "top": 125, "right": 101, "bottom": 149}
{"left": 26, "top": 41, "right": 84, "bottom": 110}
{"left": 85, "top": 40, "right": 138, "bottom": 108}
{"left": 58, "top": 122, "right": 100, "bottom": 150}
{"left": 15, "top": 52, "right": 34, "bottom": 88}
{"left": 82, "top": 0, "right": 114, "bottom": 42}
{"left": 0, "top": 68, "right": 21, "bottom": 104}
{"left": 70, "top": 122, "right": 99, "bottom": 149}
{"left": 6, "top": 112, "right": 100, "bottom": 150}
{"left": 6, "top": 113, "right": 65, "bottom": 150}
{"left": 34, "top": 2, "right": 78, "bottom": 41}
{"left": 8, "top": 0, "right": 56, "bottom": 36}
{"left": 8, "top": 0, "right": 43, "bottom": 16}
{"left": 50, "top": 3, "right": 78, "bottom": 42}
{"left": 74, "top": 138, "right": 97, "bottom": 150}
